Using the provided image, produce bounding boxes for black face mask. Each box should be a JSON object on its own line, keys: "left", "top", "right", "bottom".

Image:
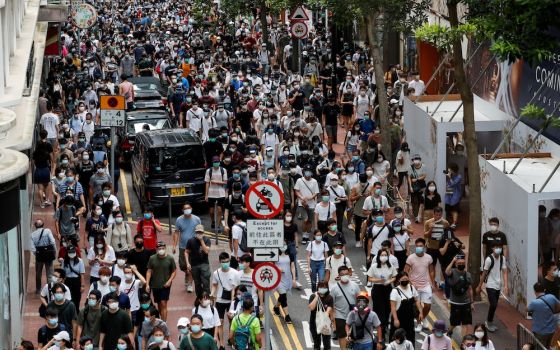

{"left": 457, "top": 265, "right": 466, "bottom": 271}
{"left": 400, "top": 280, "right": 410, "bottom": 287}
{"left": 135, "top": 241, "right": 144, "bottom": 249}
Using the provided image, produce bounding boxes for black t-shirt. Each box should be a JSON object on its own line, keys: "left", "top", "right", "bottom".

{"left": 309, "top": 293, "right": 334, "bottom": 326}
{"left": 100, "top": 309, "right": 133, "bottom": 350}
{"left": 126, "top": 248, "right": 155, "bottom": 278}
{"left": 323, "top": 231, "right": 346, "bottom": 256}
{"left": 47, "top": 300, "right": 77, "bottom": 339}
{"left": 33, "top": 141, "right": 54, "bottom": 167}
{"left": 288, "top": 89, "right": 305, "bottom": 111}
{"left": 185, "top": 236, "right": 212, "bottom": 266}
{"left": 224, "top": 194, "right": 245, "bottom": 226}
{"left": 284, "top": 223, "right": 298, "bottom": 243}
{"left": 542, "top": 277, "right": 560, "bottom": 299}
{"left": 77, "top": 161, "right": 95, "bottom": 189}
{"left": 439, "top": 232, "right": 463, "bottom": 269}
{"left": 482, "top": 231, "right": 508, "bottom": 255}
{"left": 37, "top": 324, "right": 66, "bottom": 346}
{"left": 322, "top": 104, "right": 341, "bottom": 126}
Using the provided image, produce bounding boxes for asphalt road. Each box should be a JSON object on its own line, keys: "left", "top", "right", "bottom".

{"left": 116, "top": 168, "right": 457, "bottom": 350}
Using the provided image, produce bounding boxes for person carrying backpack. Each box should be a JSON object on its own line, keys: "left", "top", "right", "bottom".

{"left": 476, "top": 243, "right": 508, "bottom": 332}
{"left": 344, "top": 291, "right": 384, "bottom": 350}
{"left": 229, "top": 297, "right": 262, "bottom": 350}
{"left": 445, "top": 255, "right": 473, "bottom": 338}
{"left": 231, "top": 209, "right": 250, "bottom": 268}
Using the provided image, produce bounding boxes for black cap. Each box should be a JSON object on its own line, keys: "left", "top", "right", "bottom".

{"left": 393, "top": 206, "right": 403, "bottom": 213}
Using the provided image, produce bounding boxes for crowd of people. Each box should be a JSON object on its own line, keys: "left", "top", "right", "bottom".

{"left": 25, "top": 0, "right": 560, "bottom": 350}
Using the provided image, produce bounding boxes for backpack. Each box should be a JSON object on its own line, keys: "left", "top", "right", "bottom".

{"left": 451, "top": 272, "right": 470, "bottom": 296}
{"left": 484, "top": 254, "right": 503, "bottom": 283}
{"left": 328, "top": 255, "right": 347, "bottom": 269}
{"left": 234, "top": 223, "right": 250, "bottom": 253}
{"left": 234, "top": 315, "right": 256, "bottom": 350}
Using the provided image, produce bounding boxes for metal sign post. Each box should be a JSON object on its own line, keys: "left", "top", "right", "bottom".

{"left": 252, "top": 262, "right": 282, "bottom": 350}
{"left": 99, "top": 95, "right": 125, "bottom": 187}
{"left": 110, "top": 127, "right": 115, "bottom": 186}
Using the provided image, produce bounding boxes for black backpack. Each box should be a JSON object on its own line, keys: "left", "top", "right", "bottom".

{"left": 234, "top": 223, "right": 250, "bottom": 253}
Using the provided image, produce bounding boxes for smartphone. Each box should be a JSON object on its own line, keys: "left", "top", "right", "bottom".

{"left": 456, "top": 254, "right": 465, "bottom": 260}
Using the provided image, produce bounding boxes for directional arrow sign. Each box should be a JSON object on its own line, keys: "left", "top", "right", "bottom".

{"left": 253, "top": 248, "right": 279, "bottom": 262}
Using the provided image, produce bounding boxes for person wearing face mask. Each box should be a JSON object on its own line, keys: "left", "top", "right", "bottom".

{"left": 38, "top": 308, "right": 68, "bottom": 348}
{"left": 408, "top": 154, "right": 426, "bottom": 222}
{"left": 541, "top": 261, "right": 560, "bottom": 298}
{"left": 390, "top": 221, "right": 410, "bottom": 272}
{"left": 322, "top": 96, "right": 341, "bottom": 150}
{"left": 78, "top": 336, "right": 95, "bottom": 350}
{"left": 181, "top": 313, "right": 219, "bottom": 350}
{"left": 211, "top": 252, "right": 239, "bottom": 348}
{"left": 173, "top": 203, "right": 202, "bottom": 292}
{"left": 306, "top": 229, "right": 329, "bottom": 292}
{"left": 366, "top": 247, "right": 397, "bottom": 336}
{"left": 404, "top": 238, "right": 436, "bottom": 331}
{"left": 146, "top": 241, "right": 176, "bottom": 322}
{"left": 295, "top": 165, "right": 320, "bottom": 244}
{"left": 205, "top": 155, "right": 228, "bottom": 230}
{"left": 386, "top": 328, "right": 414, "bottom": 350}
{"left": 481, "top": 217, "right": 509, "bottom": 258}
{"left": 184, "top": 224, "right": 212, "bottom": 298}
{"left": 365, "top": 209, "right": 393, "bottom": 268}
{"left": 147, "top": 326, "right": 177, "bottom": 350}
{"left": 61, "top": 245, "right": 86, "bottom": 309}
{"left": 87, "top": 234, "right": 116, "bottom": 283}
{"left": 75, "top": 290, "right": 105, "bottom": 349}
{"left": 468, "top": 324, "right": 494, "bottom": 350}
{"left": 141, "top": 307, "right": 171, "bottom": 349}
{"left": 362, "top": 182, "right": 388, "bottom": 219}
{"left": 476, "top": 243, "right": 508, "bottom": 332}
{"left": 460, "top": 334, "right": 477, "bottom": 350}
{"left": 272, "top": 243, "right": 297, "bottom": 324}
{"left": 325, "top": 241, "right": 353, "bottom": 287}
{"left": 445, "top": 255, "right": 473, "bottom": 338}
{"left": 137, "top": 206, "right": 163, "bottom": 251}
{"left": 176, "top": 317, "right": 190, "bottom": 344}
{"left": 46, "top": 283, "right": 78, "bottom": 341}
{"left": 444, "top": 162, "right": 462, "bottom": 229}
{"left": 41, "top": 330, "right": 72, "bottom": 350}
{"left": 345, "top": 290, "right": 384, "bottom": 350}
{"left": 99, "top": 292, "right": 134, "bottom": 350}
{"left": 31, "top": 219, "right": 57, "bottom": 295}
{"left": 421, "top": 320, "right": 452, "bottom": 350}
{"left": 422, "top": 181, "right": 442, "bottom": 223}
{"left": 329, "top": 265, "right": 360, "bottom": 349}
{"left": 308, "top": 281, "right": 334, "bottom": 350}
{"left": 315, "top": 189, "right": 337, "bottom": 234}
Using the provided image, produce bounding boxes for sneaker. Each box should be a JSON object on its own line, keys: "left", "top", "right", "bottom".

{"left": 331, "top": 333, "right": 338, "bottom": 340}
{"left": 422, "top": 318, "right": 430, "bottom": 329}
{"left": 285, "top": 315, "right": 292, "bottom": 324}
{"left": 44, "top": 200, "right": 52, "bottom": 206}
{"left": 40, "top": 202, "right": 45, "bottom": 209}
{"left": 485, "top": 321, "right": 497, "bottom": 332}
{"left": 415, "top": 323, "right": 423, "bottom": 332}
{"left": 187, "top": 285, "right": 193, "bottom": 293}
{"left": 450, "top": 223, "right": 457, "bottom": 229}
{"left": 348, "top": 224, "right": 355, "bottom": 230}
{"left": 355, "top": 241, "right": 362, "bottom": 248}
{"left": 366, "top": 281, "right": 373, "bottom": 288}
{"left": 273, "top": 306, "right": 281, "bottom": 316}
{"left": 295, "top": 281, "right": 303, "bottom": 290}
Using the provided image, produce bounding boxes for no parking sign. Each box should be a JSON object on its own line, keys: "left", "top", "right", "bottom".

{"left": 245, "top": 181, "right": 285, "bottom": 219}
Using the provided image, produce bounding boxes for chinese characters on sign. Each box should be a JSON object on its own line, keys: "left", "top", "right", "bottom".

{"left": 247, "top": 219, "right": 284, "bottom": 248}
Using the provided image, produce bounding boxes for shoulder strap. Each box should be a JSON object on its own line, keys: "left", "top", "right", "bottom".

{"left": 186, "top": 334, "right": 197, "bottom": 350}
{"left": 371, "top": 224, "right": 389, "bottom": 242}
{"left": 538, "top": 295, "right": 556, "bottom": 314}
{"left": 360, "top": 183, "right": 370, "bottom": 196}
{"left": 337, "top": 282, "right": 353, "bottom": 308}
{"left": 37, "top": 229, "right": 45, "bottom": 244}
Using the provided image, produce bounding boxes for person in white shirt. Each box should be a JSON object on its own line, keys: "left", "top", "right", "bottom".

{"left": 367, "top": 248, "right": 398, "bottom": 330}
{"left": 192, "top": 293, "right": 221, "bottom": 341}
{"left": 231, "top": 211, "right": 249, "bottom": 260}
{"left": 408, "top": 73, "right": 426, "bottom": 96}
{"left": 366, "top": 210, "right": 394, "bottom": 260}
{"left": 39, "top": 102, "right": 60, "bottom": 145}
{"left": 390, "top": 221, "right": 410, "bottom": 271}
{"left": 362, "top": 182, "right": 389, "bottom": 217}
{"left": 200, "top": 111, "right": 218, "bottom": 142}
{"left": 476, "top": 244, "right": 508, "bottom": 332}
{"left": 30, "top": 220, "right": 56, "bottom": 294}
{"left": 120, "top": 264, "right": 146, "bottom": 320}
{"left": 211, "top": 252, "right": 239, "bottom": 349}
{"left": 294, "top": 166, "right": 320, "bottom": 243}
{"left": 306, "top": 229, "right": 329, "bottom": 292}
{"left": 39, "top": 268, "right": 72, "bottom": 305}
{"left": 205, "top": 156, "right": 228, "bottom": 229}
{"left": 324, "top": 241, "right": 353, "bottom": 286}
{"left": 186, "top": 103, "right": 204, "bottom": 135}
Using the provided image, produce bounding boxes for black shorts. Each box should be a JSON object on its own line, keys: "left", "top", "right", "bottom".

{"left": 450, "top": 303, "right": 472, "bottom": 326}
{"left": 335, "top": 318, "right": 347, "bottom": 338}
{"left": 207, "top": 197, "right": 225, "bottom": 207}
{"left": 152, "top": 287, "right": 171, "bottom": 303}
{"left": 215, "top": 301, "right": 230, "bottom": 319}
{"left": 445, "top": 203, "right": 460, "bottom": 213}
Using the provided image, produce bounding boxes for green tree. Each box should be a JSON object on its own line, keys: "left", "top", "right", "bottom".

{"left": 416, "top": 0, "right": 559, "bottom": 293}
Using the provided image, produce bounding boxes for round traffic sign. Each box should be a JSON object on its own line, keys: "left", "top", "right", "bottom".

{"left": 252, "top": 262, "right": 281, "bottom": 291}
{"left": 245, "top": 181, "right": 285, "bottom": 219}
{"left": 108, "top": 97, "right": 119, "bottom": 107}
{"left": 290, "top": 21, "right": 308, "bottom": 39}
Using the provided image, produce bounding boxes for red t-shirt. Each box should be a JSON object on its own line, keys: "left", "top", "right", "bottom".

{"left": 137, "top": 219, "right": 161, "bottom": 250}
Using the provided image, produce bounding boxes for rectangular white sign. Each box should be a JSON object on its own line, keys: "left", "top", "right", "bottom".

{"left": 100, "top": 109, "right": 125, "bottom": 127}
{"left": 247, "top": 219, "right": 284, "bottom": 248}
{"left": 253, "top": 248, "right": 279, "bottom": 262}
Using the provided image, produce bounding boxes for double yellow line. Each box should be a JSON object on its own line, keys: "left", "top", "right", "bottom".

{"left": 268, "top": 292, "right": 305, "bottom": 350}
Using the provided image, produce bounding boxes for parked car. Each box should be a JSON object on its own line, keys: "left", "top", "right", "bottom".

{"left": 119, "top": 109, "right": 172, "bottom": 164}
{"left": 131, "top": 129, "right": 206, "bottom": 208}
{"left": 129, "top": 77, "right": 167, "bottom": 109}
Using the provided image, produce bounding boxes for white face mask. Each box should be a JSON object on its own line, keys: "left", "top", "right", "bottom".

{"left": 100, "top": 276, "right": 110, "bottom": 284}
{"left": 157, "top": 249, "right": 166, "bottom": 256}
{"left": 117, "top": 259, "right": 126, "bottom": 266}
{"left": 68, "top": 253, "right": 77, "bottom": 258}
{"left": 474, "top": 331, "right": 485, "bottom": 339}
{"left": 428, "top": 186, "right": 436, "bottom": 192}
{"left": 108, "top": 302, "right": 119, "bottom": 310}
{"left": 490, "top": 225, "right": 498, "bottom": 232}
{"left": 379, "top": 256, "right": 389, "bottom": 263}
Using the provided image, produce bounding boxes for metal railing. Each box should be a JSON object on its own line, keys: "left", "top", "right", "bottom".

{"left": 517, "top": 323, "right": 548, "bottom": 350}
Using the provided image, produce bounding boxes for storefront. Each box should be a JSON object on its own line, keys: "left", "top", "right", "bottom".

{"left": 0, "top": 149, "right": 30, "bottom": 350}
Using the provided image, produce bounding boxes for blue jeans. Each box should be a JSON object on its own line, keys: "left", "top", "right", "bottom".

{"left": 310, "top": 260, "right": 325, "bottom": 292}
{"left": 352, "top": 341, "right": 374, "bottom": 350}
{"left": 288, "top": 242, "right": 299, "bottom": 279}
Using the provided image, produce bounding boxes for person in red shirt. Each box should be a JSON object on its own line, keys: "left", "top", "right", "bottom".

{"left": 136, "top": 206, "right": 162, "bottom": 251}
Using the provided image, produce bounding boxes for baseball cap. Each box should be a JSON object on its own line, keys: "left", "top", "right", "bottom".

{"left": 54, "top": 331, "right": 70, "bottom": 342}
{"left": 433, "top": 320, "right": 447, "bottom": 332}
{"left": 393, "top": 206, "right": 403, "bottom": 213}
{"left": 334, "top": 241, "right": 344, "bottom": 247}
{"left": 372, "top": 209, "right": 384, "bottom": 216}
{"left": 156, "top": 241, "right": 166, "bottom": 248}
{"left": 195, "top": 224, "right": 205, "bottom": 232}
{"left": 212, "top": 156, "right": 221, "bottom": 162}
{"left": 177, "top": 317, "right": 190, "bottom": 327}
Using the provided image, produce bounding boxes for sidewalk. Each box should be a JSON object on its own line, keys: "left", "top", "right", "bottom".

{"left": 24, "top": 195, "right": 225, "bottom": 346}
{"left": 409, "top": 199, "right": 528, "bottom": 348}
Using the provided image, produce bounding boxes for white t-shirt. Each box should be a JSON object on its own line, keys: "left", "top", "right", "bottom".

{"left": 475, "top": 340, "right": 495, "bottom": 350}
{"left": 396, "top": 151, "right": 411, "bottom": 173}
{"left": 325, "top": 255, "right": 353, "bottom": 286}
{"left": 392, "top": 232, "right": 410, "bottom": 252}
{"left": 368, "top": 224, "right": 392, "bottom": 254}
{"left": 306, "top": 241, "right": 329, "bottom": 261}
{"left": 237, "top": 269, "right": 258, "bottom": 303}
{"left": 483, "top": 254, "right": 507, "bottom": 290}
{"left": 120, "top": 278, "right": 143, "bottom": 312}
{"left": 212, "top": 269, "right": 239, "bottom": 304}
{"left": 362, "top": 195, "right": 389, "bottom": 212}
{"left": 88, "top": 280, "right": 111, "bottom": 299}
{"left": 231, "top": 222, "right": 248, "bottom": 257}
{"left": 294, "top": 177, "right": 320, "bottom": 209}
{"left": 192, "top": 304, "right": 222, "bottom": 328}
{"left": 205, "top": 167, "right": 228, "bottom": 198}
{"left": 87, "top": 246, "right": 116, "bottom": 277}
{"left": 390, "top": 285, "right": 418, "bottom": 311}
{"left": 40, "top": 282, "right": 72, "bottom": 302}
{"left": 327, "top": 185, "right": 347, "bottom": 204}
{"left": 186, "top": 108, "right": 203, "bottom": 132}
{"left": 366, "top": 263, "right": 397, "bottom": 285}
{"left": 314, "top": 202, "right": 336, "bottom": 221}
{"left": 40, "top": 112, "right": 60, "bottom": 139}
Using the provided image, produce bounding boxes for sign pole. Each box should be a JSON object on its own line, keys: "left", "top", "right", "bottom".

{"left": 168, "top": 191, "right": 172, "bottom": 235}
{"left": 110, "top": 126, "right": 115, "bottom": 187}
{"left": 264, "top": 290, "right": 271, "bottom": 350}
